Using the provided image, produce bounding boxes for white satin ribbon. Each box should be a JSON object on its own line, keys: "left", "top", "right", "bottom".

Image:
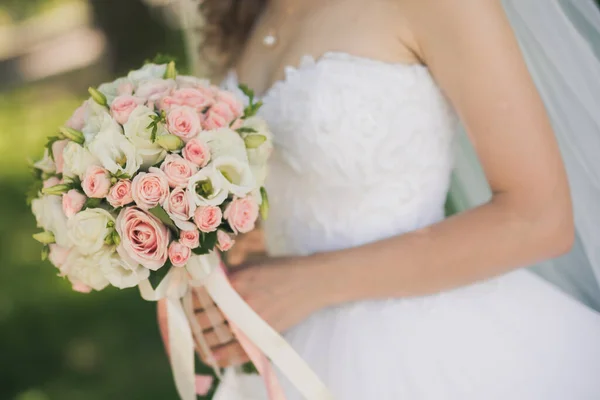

{"left": 140, "top": 253, "right": 334, "bottom": 400}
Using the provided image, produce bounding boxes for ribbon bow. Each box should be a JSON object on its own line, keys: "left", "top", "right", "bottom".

{"left": 139, "top": 252, "right": 334, "bottom": 400}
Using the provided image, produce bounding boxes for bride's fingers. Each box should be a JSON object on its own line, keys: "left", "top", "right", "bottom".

{"left": 212, "top": 342, "right": 250, "bottom": 368}
{"left": 227, "top": 230, "right": 266, "bottom": 266}
{"left": 192, "top": 287, "right": 214, "bottom": 310}
{"left": 194, "top": 305, "right": 226, "bottom": 328}
{"left": 203, "top": 325, "right": 235, "bottom": 347}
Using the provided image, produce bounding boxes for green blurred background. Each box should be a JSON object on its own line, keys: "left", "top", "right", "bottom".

{"left": 0, "top": 1, "right": 204, "bottom": 399}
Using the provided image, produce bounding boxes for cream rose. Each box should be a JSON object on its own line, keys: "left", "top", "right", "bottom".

{"left": 48, "top": 244, "right": 71, "bottom": 271}
{"left": 240, "top": 116, "right": 274, "bottom": 167}
{"left": 123, "top": 105, "right": 168, "bottom": 168}
{"left": 67, "top": 208, "right": 115, "bottom": 255}
{"left": 160, "top": 154, "right": 198, "bottom": 188}
{"left": 31, "top": 195, "right": 71, "bottom": 247}
{"left": 128, "top": 63, "right": 167, "bottom": 86}
{"left": 107, "top": 179, "right": 134, "bottom": 208}
{"left": 166, "top": 106, "right": 202, "bottom": 142}
{"left": 34, "top": 149, "right": 56, "bottom": 174}
{"left": 193, "top": 205, "right": 222, "bottom": 233}
{"left": 182, "top": 138, "right": 211, "bottom": 167}
{"left": 224, "top": 196, "right": 259, "bottom": 234}
{"left": 100, "top": 252, "right": 150, "bottom": 289}
{"left": 115, "top": 207, "right": 170, "bottom": 271}
{"left": 63, "top": 250, "right": 110, "bottom": 291}
{"left": 198, "top": 128, "right": 248, "bottom": 162}
{"left": 62, "top": 142, "right": 100, "bottom": 179}
{"left": 168, "top": 241, "right": 191, "bottom": 267}
{"left": 82, "top": 100, "right": 121, "bottom": 143}
{"left": 62, "top": 189, "right": 87, "bottom": 218}
{"left": 82, "top": 166, "right": 111, "bottom": 198}
{"left": 163, "top": 187, "right": 196, "bottom": 231}
{"left": 131, "top": 167, "right": 170, "bottom": 210}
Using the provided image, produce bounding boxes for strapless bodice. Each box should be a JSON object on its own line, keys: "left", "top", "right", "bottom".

{"left": 223, "top": 52, "right": 458, "bottom": 256}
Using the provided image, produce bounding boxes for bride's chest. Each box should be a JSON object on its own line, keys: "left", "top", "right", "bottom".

{"left": 257, "top": 55, "right": 457, "bottom": 174}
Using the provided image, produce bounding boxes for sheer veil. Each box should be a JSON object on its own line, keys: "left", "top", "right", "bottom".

{"left": 449, "top": 0, "right": 600, "bottom": 310}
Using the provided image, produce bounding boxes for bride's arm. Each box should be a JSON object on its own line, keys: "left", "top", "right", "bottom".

{"left": 313, "top": 0, "right": 574, "bottom": 304}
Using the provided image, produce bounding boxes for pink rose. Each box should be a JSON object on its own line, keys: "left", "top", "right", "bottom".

{"left": 203, "top": 102, "right": 235, "bottom": 130}
{"left": 166, "top": 106, "right": 202, "bottom": 141}
{"left": 224, "top": 196, "right": 259, "bottom": 234}
{"left": 182, "top": 138, "right": 211, "bottom": 167}
{"left": 160, "top": 88, "right": 215, "bottom": 112}
{"left": 160, "top": 154, "right": 198, "bottom": 188}
{"left": 168, "top": 241, "right": 191, "bottom": 267}
{"left": 107, "top": 179, "right": 133, "bottom": 208}
{"left": 194, "top": 205, "right": 222, "bottom": 233}
{"left": 163, "top": 187, "right": 196, "bottom": 230}
{"left": 82, "top": 166, "right": 111, "bottom": 198}
{"left": 131, "top": 168, "right": 169, "bottom": 210}
{"left": 216, "top": 230, "right": 235, "bottom": 252}
{"left": 135, "top": 79, "right": 176, "bottom": 103}
{"left": 48, "top": 244, "right": 71, "bottom": 270}
{"left": 111, "top": 95, "right": 143, "bottom": 125}
{"left": 43, "top": 176, "right": 61, "bottom": 189}
{"left": 62, "top": 189, "right": 87, "bottom": 218}
{"left": 71, "top": 281, "right": 92, "bottom": 294}
{"left": 180, "top": 230, "right": 200, "bottom": 249}
{"left": 52, "top": 140, "right": 69, "bottom": 174}
{"left": 66, "top": 102, "right": 88, "bottom": 130}
{"left": 216, "top": 91, "right": 244, "bottom": 118}
{"left": 116, "top": 207, "right": 170, "bottom": 270}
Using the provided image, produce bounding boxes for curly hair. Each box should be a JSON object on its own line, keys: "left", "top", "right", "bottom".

{"left": 199, "top": 0, "right": 266, "bottom": 72}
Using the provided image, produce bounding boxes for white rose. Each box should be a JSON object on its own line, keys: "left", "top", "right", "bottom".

{"left": 213, "top": 156, "right": 255, "bottom": 197}
{"left": 98, "top": 77, "right": 134, "bottom": 105}
{"left": 128, "top": 63, "right": 168, "bottom": 86}
{"left": 67, "top": 208, "right": 115, "bottom": 255}
{"left": 241, "top": 116, "right": 274, "bottom": 167}
{"left": 31, "top": 195, "right": 71, "bottom": 247}
{"left": 198, "top": 127, "right": 248, "bottom": 162}
{"left": 88, "top": 125, "right": 142, "bottom": 177}
{"left": 82, "top": 100, "right": 121, "bottom": 143}
{"left": 100, "top": 252, "right": 150, "bottom": 289}
{"left": 33, "top": 149, "right": 56, "bottom": 174}
{"left": 123, "top": 105, "right": 168, "bottom": 168}
{"left": 187, "top": 166, "right": 229, "bottom": 206}
{"left": 62, "top": 142, "right": 100, "bottom": 179}
{"left": 63, "top": 250, "right": 110, "bottom": 291}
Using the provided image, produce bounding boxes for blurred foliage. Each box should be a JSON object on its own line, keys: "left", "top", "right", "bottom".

{"left": 0, "top": 0, "right": 202, "bottom": 399}
{"left": 0, "top": 0, "right": 78, "bottom": 23}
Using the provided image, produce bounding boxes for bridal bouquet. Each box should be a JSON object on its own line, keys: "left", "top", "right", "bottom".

{"left": 28, "top": 60, "right": 332, "bottom": 400}
{"left": 29, "top": 61, "right": 270, "bottom": 293}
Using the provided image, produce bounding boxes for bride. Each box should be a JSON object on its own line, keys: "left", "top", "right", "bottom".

{"left": 166, "top": 0, "right": 600, "bottom": 398}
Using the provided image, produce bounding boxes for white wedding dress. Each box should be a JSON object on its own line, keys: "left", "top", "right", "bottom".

{"left": 214, "top": 52, "right": 600, "bottom": 400}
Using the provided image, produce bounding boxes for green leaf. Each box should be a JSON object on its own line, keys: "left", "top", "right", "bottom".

{"left": 146, "top": 53, "right": 178, "bottom": 65}
{"left": 148, "top": 206, "right": 179, "bottom": 237}
{"left": 26, "top": 179, "right": 43, "bottom": 206}
{"left": 41, "top": 245, "right": 50, "bottom": 261}
{"left": 192, "top": 230, "right": 218, "bottom": 255}
{"left": 241, "top": 361, "right": 259, "bottom": 374}
{"left": 219, "top": 222, "right": 235, "bottom": 234}
{"left": 83, "top": 197, "right": 102, "bottom": 210}
{"left": 238, "top": 84, "right": 255, "bottom": 104}
{"left": 148, "top": 261, "right": 172, "bottom": 290}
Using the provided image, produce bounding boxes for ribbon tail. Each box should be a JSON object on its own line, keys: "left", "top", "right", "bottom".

{"left": 203, "top": 268, "right": 334, "bottom": 400}
{"left": 166, "top": 296, "right": 197, "bottom": 400}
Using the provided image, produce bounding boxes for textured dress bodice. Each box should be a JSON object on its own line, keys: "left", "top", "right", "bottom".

{"left": 226, "top": 52, "right": 458, "bottom": 256}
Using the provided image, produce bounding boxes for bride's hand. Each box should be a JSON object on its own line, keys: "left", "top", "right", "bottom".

{"left": 225, "top": 227, "right": 266, "bottom": 267}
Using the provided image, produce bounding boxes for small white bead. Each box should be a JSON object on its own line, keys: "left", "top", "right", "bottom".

{"left": 263, "top": 34, "right": 277, "bottom": 47}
